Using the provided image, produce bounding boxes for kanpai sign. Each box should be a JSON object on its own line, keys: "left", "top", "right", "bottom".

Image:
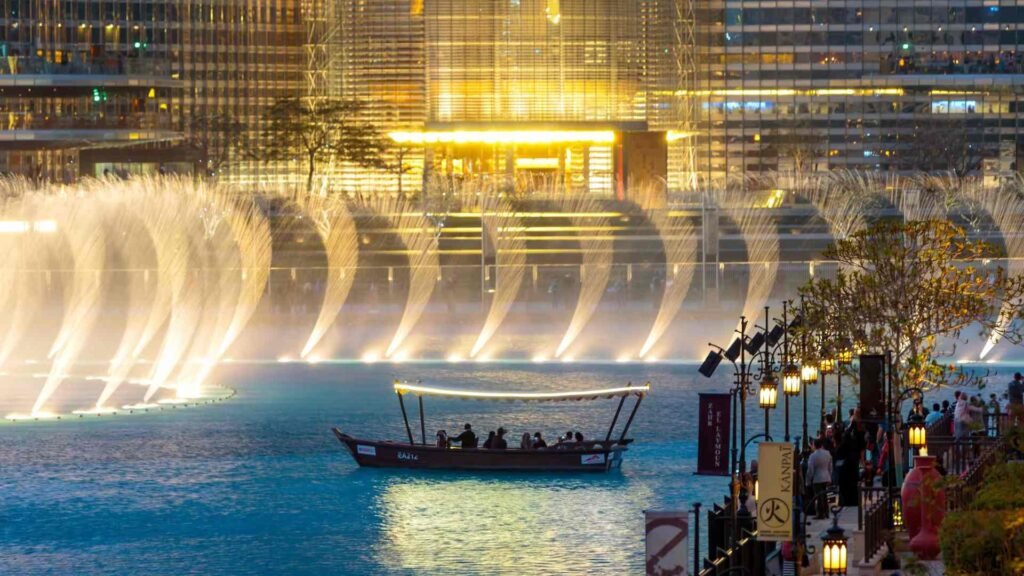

{"left": 757, "top": 442, "right": 795, "bottom": 542}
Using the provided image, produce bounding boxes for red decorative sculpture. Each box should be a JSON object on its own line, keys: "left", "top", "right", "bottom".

{"left": 901, "top": 454, "right": 946, "bottom": 559}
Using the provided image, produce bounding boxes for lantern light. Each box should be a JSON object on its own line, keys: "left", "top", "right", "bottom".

{"left": 891, "top": 497, "right": 904, "bottom": 531}
{"left": 759, "top": 376, "right": 778, "bottom": 409}
{"left": 821, "top": 511, "right": 849, "bottom": 575}
{"left": 908, "top": 414, "right": 927, "bottom": 448}
{"left": 801, "top": 363, "right": 819, "bottom": 384}
{"left": 819, "top": 356, "right": 836, "bottom": 375}
{"left": 783, "top": 364, "right": 801, "bottom": 396}
{"left": 837, "top": 339, "right": 853, "bottom": 365}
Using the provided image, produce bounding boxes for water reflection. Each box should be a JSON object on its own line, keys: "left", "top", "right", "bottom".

{"left": 374, "top": 474, "right": 650, "bottom": 575}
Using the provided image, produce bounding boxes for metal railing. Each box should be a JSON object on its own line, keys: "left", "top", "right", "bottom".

{"left": 858, "top": 485, "right": 892, "bottom": 562}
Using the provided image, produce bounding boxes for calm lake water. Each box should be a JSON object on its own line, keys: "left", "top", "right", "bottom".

{"left": 0, "top": 360, "right": 889, "bottom": 575}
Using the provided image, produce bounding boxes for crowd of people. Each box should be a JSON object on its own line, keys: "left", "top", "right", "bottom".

{"left": 794, "top": 373, "right": 1024, "bottom": 519}
{"left": 437, "top": 424, "right": 589, "bottom": 451}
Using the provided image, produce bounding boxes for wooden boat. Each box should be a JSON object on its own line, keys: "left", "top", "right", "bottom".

{"left": 332, "top": 380, "right": 649, "bottom": 472}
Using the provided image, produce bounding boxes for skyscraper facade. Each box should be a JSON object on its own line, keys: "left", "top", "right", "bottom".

{"left": 332, "top": 0, "right": 683, "bottom": 198}
{"left": 694, "top": 2, "right": 1024, "bottom": 185}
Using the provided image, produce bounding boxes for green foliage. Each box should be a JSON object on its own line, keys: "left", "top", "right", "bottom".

{"left": 941, "top": 462, "right": 1024, "bottom": 575}
{"left": 799, "top": 219, "right": 1024, "bottom": 406}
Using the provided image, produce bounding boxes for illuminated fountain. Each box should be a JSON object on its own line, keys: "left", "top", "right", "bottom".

{"left": 469, "top": 191, "right": 526, "bottom": 359}
{"left": 298, "top": 190, "right": 358, "bottom": 359}
{"left": 553, "top": 192, "right": 613, "bottom": 359}
{"left": 358, "top": 195, "right": 440, "bottom": 359}
{"left": 951, "top": 178, "right": 1024, "bottom": 359}
{"left": 638, "top": 208, "right": 698, "bottom": 359}
{"left": 714, "top": 184, "right": 780, "bottom": 331}
{"left": 33, "top": 197, "right": 107, "bottom": 414}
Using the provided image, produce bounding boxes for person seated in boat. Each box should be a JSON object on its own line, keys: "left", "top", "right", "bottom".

{"left": 573, "top": 431, "right": 585, "bottom": 448}
{"left": 483, "top": 430, "right": 496, "bottom": 449}
{"left": 532, "top": 432, "right": 548, "bottom": 448}
{"left": 436, "top": 430, "right": 448, "bottom": 449}
{"left": 448, "top": 423, "right": 478, "bottom": 449}
{"left": 494, "top": 427, "right": 509, "bottom": 450}
{"left": 560, "top": 430, "right": 574, "bottom": 443}
{"left": 520, "top": 432, "right": 532, "bottom": 450}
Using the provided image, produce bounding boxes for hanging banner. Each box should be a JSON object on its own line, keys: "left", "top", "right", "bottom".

{"left": 757, "top": 442, "right": 795, "bottom": 542}
{"left": 645, "top": 510, "right": 689, "bottom": 576}
{"left": 697, "top": 393, "right": 731, "bottom": 476}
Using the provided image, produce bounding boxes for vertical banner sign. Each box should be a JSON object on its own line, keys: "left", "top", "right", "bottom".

{"left": 697, "top": 393, "right": 731, "bottom": 476}
{"left": 757, "top": 442, "right": 794, "bottom": 542}
{"left": 645, "top": 511, "right": 688, "bottom": 576}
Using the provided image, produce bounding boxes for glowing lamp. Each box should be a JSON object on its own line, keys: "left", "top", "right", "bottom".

{"left": 892, "top": 497, "right": 904, "bottom": 531}
{"left": 908, "top": 415, "right": 927, "bottom": 448}
{"left": 819, "top": 357, "right": 836, "bottom": 375}
{"left": 821, "top": 514, "right": 849, "bottom": 575}
{"left": 837, "top": 340, "right": 853, "bottom": 365}
{"left": 759, "top": 376, "right": 778, "bottom": 409}
{"left": 783, "top": 364, "right": 801, "bottom": 396}
{"left": 801, "top": 363, "right": 819, "bottom": 384}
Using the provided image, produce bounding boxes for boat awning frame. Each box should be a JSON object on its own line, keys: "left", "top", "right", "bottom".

{"left": 393, "top": 381, "right": 649, "bottom": 402}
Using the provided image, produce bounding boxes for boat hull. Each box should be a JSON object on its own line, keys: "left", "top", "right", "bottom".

{"left": 332, "top": 429, "right": 625, "bottom": 472}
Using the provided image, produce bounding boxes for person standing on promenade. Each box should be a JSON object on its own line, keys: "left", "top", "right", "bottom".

{"left": 806, "top": 438, "right": 833, "bottom": 519}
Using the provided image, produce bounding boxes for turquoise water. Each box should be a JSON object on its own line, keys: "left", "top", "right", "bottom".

{"left": 1, "top": 363, "right": 734, "bottom": 575}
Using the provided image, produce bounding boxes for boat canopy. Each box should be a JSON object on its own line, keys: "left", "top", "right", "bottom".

{"left": 393, "top": 381, "right": 649, "bottom": 402}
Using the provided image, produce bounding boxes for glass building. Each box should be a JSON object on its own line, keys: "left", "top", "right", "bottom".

{"left": 694, "top": 1, "right": 1024, "bottom": 185}
{"left": 332, "top": 0, "right": 683, "bottom": 199}
{"left": 0, "top": 0, "right": 185, "bottom": 180}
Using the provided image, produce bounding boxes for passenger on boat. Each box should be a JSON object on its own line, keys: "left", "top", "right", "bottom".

{"left": 436, "top": 430, "right": 448, "bottom": 448}
{"left": 449, "top": 423, "right": 478, "bottom": 448}
{"left": 573, "top": 432, "right": 584, "bottom": 446}
{"left": 494, "top": 427, "right": 509, "bottom": 449}
{"left": 483, "top": 430, "right": 496, "bottom": 449}
{"left": 560, "top": 430, "right": 574, "bottom": 443}
{"left": 520, "top": 432, "right": 532, "bottom": 450}
{"left": 532, "top": 432, "right": 548, "bottom": 448}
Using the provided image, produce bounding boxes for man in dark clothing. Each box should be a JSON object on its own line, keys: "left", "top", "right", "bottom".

{"left": 449, "top": 423, "right": 478, "bottom": 448}
{"left": 494, "top": 427, "right": 509, "bottom": 450}
{"left": 1009, "top": 373, "right": 1024, "bottom": 406}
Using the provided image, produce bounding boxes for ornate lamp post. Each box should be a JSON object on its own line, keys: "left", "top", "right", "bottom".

{"left": 907, "top": 413, "right": 927, "bottom": 456}
{"left": 821, "top": 510, "right": 849, "bottom": 576}
{"left": 819, "top": 352, "right": 836, "bottom": 434}
{"left": 836, "top": 337, "right": 853, "bottom": 416}
{"left": 800, "top": 362, "right": 818, "bottom": 447}
{"left": 759, "top": 374, "right": 778, "bottom": 437}
{"left": 783, "top": 363, "right": 801, "bottom": 443}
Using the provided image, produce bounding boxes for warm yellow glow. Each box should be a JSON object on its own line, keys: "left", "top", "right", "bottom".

{"left": 764, "top": 189, "right": 785, "bottom": 208}
{"left": 919, "top": 446, "right": 928, "bottom": 457}
{"left": 908, "top": 423, "right": 927, "bottom": 448}
{"left": 393, "top": 381, "right": 649, "bottom": 401}
{"left": 759, "top": 380, "right": 778, "bottom": 409}
{"left": 546, "top": 0, "right": 560, "bottom": 24}
{"left": 666, "top": 130, "right": 696, "bottom": 142}
{"left": 0, "top": 220, "right": 57, "bottom": 234}
{"left": 783, "top": 370, "right": 801, "bottom": 396}
{"left": 819, "top": 357, "right": 836, "bottom": 375}
{"left": 515, "top": 157, "right": 560, "bottom": 169}
{"left": 822, "top": 541, "right": 848, "bottom": 573}
{"left": 801, "top": 364, "right": 819, "bottom": 384}
{"left": 892, "top": 498, "right": 904, "bottom": 529}
{"left": 389, "top": 130, "right": 616, "bottom": 145}
{"left": 6, "top": 411, "right": 60, "bottom": 421}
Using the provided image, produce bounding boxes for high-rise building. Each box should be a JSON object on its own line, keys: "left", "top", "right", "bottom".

{"left": 332, "top": 0, "right": 683, "bottom": 199}
{"left": 694, "top": 2, "right": 1024, "bottom": 185}
{"left": 0, "top": 0, "right": 186, "bottom": 180}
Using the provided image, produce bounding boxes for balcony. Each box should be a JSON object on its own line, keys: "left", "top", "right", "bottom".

{"left": 0, "top": 111, "right": 181, "bottom": 149}
{"left": 0, "top": 56, "right": 181, "bottom": 90}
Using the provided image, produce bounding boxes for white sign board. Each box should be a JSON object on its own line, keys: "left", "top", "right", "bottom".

{"left": 645, "top": 510, "right": 688, "bottom": 576}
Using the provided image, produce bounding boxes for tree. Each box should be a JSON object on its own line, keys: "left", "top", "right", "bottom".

{"left": 380, "top": 144, "right": 415, "bottom": 198}
{"left": 254, "top": 97, "right": 384, "bottom": 192}
{"left": 800, "top": 219, "right": 1024, "bottom": 409}
{"left": 187, "top": 112, "right": 245, "bottom": 179}
{"left": 900, "top": 117, "right": 983, "bottom": 181}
